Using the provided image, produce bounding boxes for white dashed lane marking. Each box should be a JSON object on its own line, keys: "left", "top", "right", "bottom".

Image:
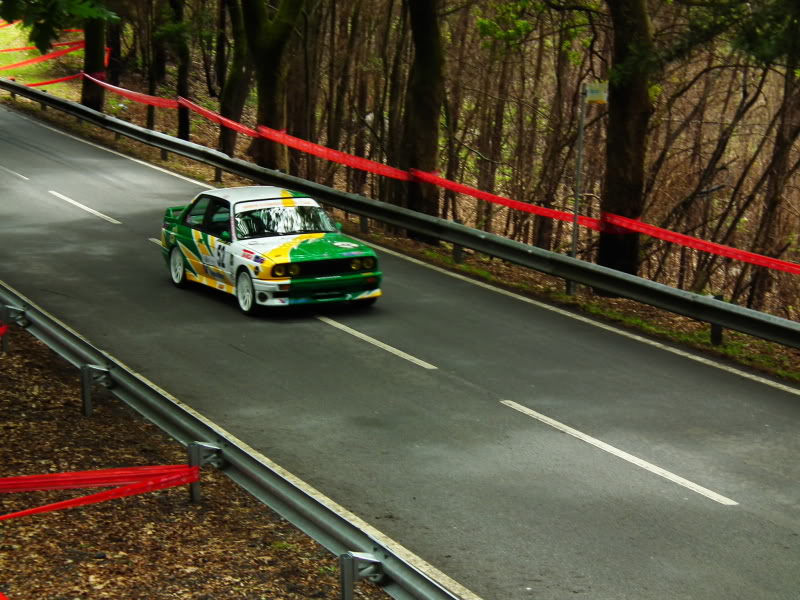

{"left": 49, "top": 190, "right": 122, "bottom": 225}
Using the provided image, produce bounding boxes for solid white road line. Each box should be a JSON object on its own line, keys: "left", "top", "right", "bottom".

{"left": 501, "top": 399, "right": 739, "bottom": 506}
{"left": 48, "top": 190, "right": 122, "bottom": 225}
{"left": 316, "top": 315, "right": 438, "bottom": 370}
{"left": 0, "top": 164, "right": 29, "bottom": 180}
{"left": 369, "top": 243, "right": 800, "bottom": 399}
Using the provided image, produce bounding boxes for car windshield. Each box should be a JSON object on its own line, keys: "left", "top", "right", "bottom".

{"left": 235, "top": 205, "right": 337, "bottom": 239}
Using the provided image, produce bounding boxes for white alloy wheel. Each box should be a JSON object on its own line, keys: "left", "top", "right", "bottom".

{"left": 236, "top": 270, "right": 257, "bottom": 314}
{"left": 169, "top": 246, "right": 187, "bottom": 287}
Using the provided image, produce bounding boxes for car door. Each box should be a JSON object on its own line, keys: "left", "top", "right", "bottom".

{"left": 199, "top": 198, "right": 233, "bottom": 289}
{"left": 173, "top": 194, "right": 211, "bottom": 282}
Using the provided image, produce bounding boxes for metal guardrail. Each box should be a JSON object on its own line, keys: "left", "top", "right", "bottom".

{"left": 3, "top": 78, "right": 798, "bottom": 351}
{"left": 0, "top": 281, "right": 473, "bottom": 600}
{"left": 1, "top": 77, "right": 798, "bottom": 349}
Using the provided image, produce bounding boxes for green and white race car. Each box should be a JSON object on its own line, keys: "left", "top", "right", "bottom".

{"left": 161, "top": 186, "right": 382, "bottom": 313}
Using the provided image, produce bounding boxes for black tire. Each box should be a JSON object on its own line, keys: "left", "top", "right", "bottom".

{"left": 352, "top": 297, "right": 377, "bottom": 307}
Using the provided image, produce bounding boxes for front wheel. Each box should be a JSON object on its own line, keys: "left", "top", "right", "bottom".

{"left": 352, "top": 297, "right": 377, "bottom": 307}
{"left": 169, "top": 246, "right": 187, "bottom": 288}
{"left": 236, "top": 270, "right": 258, "bottom": 315}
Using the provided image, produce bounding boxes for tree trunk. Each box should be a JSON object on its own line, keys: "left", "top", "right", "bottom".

{"left": 106, "top": 21, "right": 122, "bottom": 86}
{"left": 218, "top": 0, "right": 253, "bottom": 157}
{"left": 215, "top": 0, "right": 228, "bottom": 94}
{"left": 169, "top": 0, "right": 191, "bottom": 140}
{"left": 80, "top": 18, "right": 106, "bottom": 111}
{"left": 599, "top": 0, "right": 656, "bottom": 276}
{"left": 400, "top": 0, "right": 444, "bottom": 233}
{"left": 240, "top": 0, "right": 307, "bottom": 171}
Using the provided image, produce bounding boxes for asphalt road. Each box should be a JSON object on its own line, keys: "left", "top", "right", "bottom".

{"left": 2, "top": 104, "right": 800, "bottom": 600}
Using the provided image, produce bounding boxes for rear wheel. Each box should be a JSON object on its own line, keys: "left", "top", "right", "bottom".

{"left": 236, "top": 270, "right": 258, "bottom": 315}
{"left": 169, "top": 247, "right": 187, "bottom": 288}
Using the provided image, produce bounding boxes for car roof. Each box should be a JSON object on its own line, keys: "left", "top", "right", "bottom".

{"left": 200, "top": 186, "right": 313, "bottom": 203}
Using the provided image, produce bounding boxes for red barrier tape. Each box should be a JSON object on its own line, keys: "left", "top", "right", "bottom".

{"left": 604, "top": 214, "right": 800, "bottom": 275}
{"left": 82, "top": 73, "right": 179, "bottom": 108}
{"left": 178, "top": 97, "right": 258, "bottom": 137}
{"left": 26, "top": 72, "right": 83, "bottom": 87}
{"left": 0, "top": 465, "right": 199, "bottom": 521}
{"left": 410, "top": 169, "right": 603, "bottom": 230}
{"left": 0, "top": 21, "right": 20, "bottom": 29}
{"left": 0, "top": 465, "right": 196, "bottom": 492}
{"left": 0, "top": 42, "right": 84, "bottom": 72}
{"left": 257, "top": 125, "right": 413, "bottom": 181}
{"left": 8, "top": 67, "right": 796, "bottom": 276}
{"left": 0, "top": 40, "right": 83, "bottom": 54}
{"left": 0, "top": 322, "right": 8, "bottom": 337}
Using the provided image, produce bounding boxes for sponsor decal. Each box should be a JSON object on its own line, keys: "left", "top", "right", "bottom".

{"left": 234, "top": 198, "right": 318, "bottom": 213}
{"left": 333, "top": 241, "right": 360, "bottom": 249}
{"left": 254, "top": 255, "right": 265, "bottom": 264}
{"left": 242, "top": 249, "right": 254, "bottom": 260}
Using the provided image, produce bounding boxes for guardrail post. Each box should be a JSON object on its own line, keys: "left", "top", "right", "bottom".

{"left": 0, "top": 305, "right": 11, "bottom": 353}
{"left": 188, "top": 442, "right": 221, "bottom": 504}
{"left": 339, "top": 552, "right": 383, "bottom": 600}
{"left": 452, "top": 218, "right": 463, "bottom": 264}
{"left": 214, "top": 167, "right": 223, "bottom": 183}
{"left": 2, "top": 304, "right": 28, "bottom": 328}
{"left": 161, "top": 148, "right": 169, "bottom": 161}
{"left": 710, "top": 294, "right": 724, "bottom": 346}
{"left": 0, "top": 321, "right": 8, "bottom": 354}
{"left": 80, "top": 365, "right": 110, "bottom": 417}
{"left": 359, "top": 215, "right": 369, "bottom": 234}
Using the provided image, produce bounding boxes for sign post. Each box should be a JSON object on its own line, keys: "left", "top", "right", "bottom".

{"left": 567, "top": 81, "right": 607, "bottom": 295}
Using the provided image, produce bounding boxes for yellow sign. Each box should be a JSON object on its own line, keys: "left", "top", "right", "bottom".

{"left": 585, "top": 82, "right": 608, "bottom": 104}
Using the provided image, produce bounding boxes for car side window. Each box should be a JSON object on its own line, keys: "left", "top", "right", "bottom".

{"left": 205, "top": 199, "right": 231, "bottom": 238}
{"left": 184, "top": 196, "right": 210, "bottom": 228}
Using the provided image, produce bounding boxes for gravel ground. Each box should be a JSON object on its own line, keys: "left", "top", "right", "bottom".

{"left": 0, "top": 323, "right": 390, "bottom": 600}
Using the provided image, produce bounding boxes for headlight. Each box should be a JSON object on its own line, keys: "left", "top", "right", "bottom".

{"left": 362, "top": 257, "right": 376, "bottom": 270}
{"left": 350, "top": 258, "right": 362, "bottom": 270}
{"left": 289, "top": 264, "right": 301, "bottom": 276}
{"left": 272, "top": 264, "right": 287, "bottom": 277}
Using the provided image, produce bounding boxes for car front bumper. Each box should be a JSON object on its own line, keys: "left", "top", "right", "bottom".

{"left": 251, "top": 273, "right": 382, "bottom": 306}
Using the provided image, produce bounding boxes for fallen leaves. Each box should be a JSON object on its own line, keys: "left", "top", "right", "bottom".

{"left": 0, "top": 325, "right": 388, "bottom": 600}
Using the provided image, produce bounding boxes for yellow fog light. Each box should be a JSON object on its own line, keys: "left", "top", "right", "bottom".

{"left": 350, "top": 258, "right": 362, "bottom": 270}
{"left": 289, "top": 264, "right": 301, "bottom": 276}
{"left": 272, "top": 264, "right": 287, "bottom": 277}
{"left": 362, "top": 257, "right": 376, "bottom": 270}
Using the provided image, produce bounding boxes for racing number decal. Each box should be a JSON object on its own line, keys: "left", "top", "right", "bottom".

{"left": 215, "top": 242, "right": 227, "bottom": 268}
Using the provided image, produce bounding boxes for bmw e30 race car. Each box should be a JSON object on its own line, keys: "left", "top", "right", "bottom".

{"left": 161, "top": 186, "right": 382, "bottom": 313}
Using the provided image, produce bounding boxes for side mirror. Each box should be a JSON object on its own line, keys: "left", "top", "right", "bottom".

{"left": 221, "top": 230, "right": 232, "bottom": 243}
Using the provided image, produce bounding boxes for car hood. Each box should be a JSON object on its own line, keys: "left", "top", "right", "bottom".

{"left": 241, "top": 233, "right": 373, "bottom": 263}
